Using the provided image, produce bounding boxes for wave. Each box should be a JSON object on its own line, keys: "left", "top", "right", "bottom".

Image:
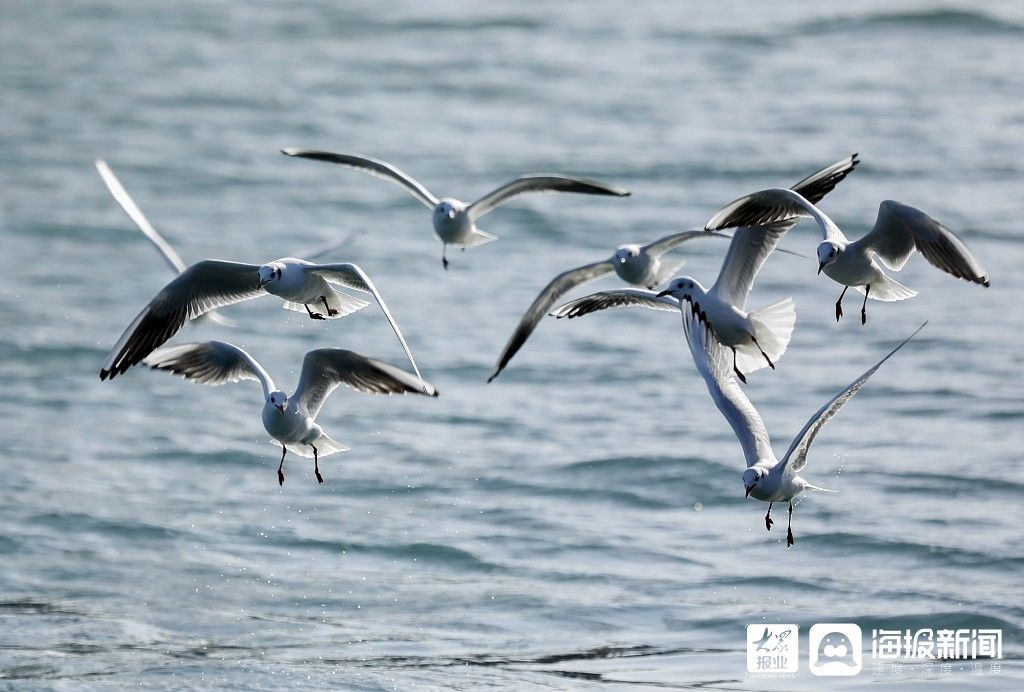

{"left": 800, "top": 9, "right": 1024, "bottom": 36}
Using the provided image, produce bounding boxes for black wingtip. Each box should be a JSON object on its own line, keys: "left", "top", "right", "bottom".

{"left": 99, "top": 369, "right": 110, "bottom": 381}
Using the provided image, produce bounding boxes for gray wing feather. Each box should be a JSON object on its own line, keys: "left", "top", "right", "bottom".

{"left": 708, "top": 221, "right": 795, "bottom": 310}
{"left": 467, "top": 176, "right": 630, "bottom": 220}
{"left": 644, "top": 229, "right": 731, "bottom": 258}
{"left": 683, "top": 302, "right": 775, "bottom": 468}
{"left": 854, "top": 201, "right": 990, "bottom": 285}
{"left": 100, "top": 260, "right": 264, "bottom": 380}
{"left": 144, "top": 341, "right": 274, "bottom": 395}
{"left": 308, "top": 263, "right": 423, "bottom": 379}
{"left": 487, "top": 260, "right": 614, "bottom": 382}
{"left": 281, "top": 149, "right": 439, "bottom": 208}
{"left": 294, "top": 349, "right": 438, "bottom": 418}
{"left": 550, "top": 288, "right": 679, "bottom": 319}
{"left": 781, "top": 322, "right": 926, "bottom": 472}
{"left": 95, "top": 160, "right": 188, "bottom": 274}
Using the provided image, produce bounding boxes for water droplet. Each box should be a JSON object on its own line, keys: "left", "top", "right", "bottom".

{"left": 693, "top": 502, "right": 703, "bottom": 511}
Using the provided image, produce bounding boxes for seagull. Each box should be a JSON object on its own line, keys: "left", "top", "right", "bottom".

{"left": 100, "top": 257, "right": 420, "bottom": 382}
{"left": 144, "top": 342, "right": 437, "bottom": 485}
{"left": 95, "top": 160, "right": 361, "bottom": 328}
{"left": 280, "top": 148, "right": 631, "bottom": 269}
{"left": 704, "top": 188, "right": 990, "bottom": 324}
{"left": 486, "top": 229, "right": 734, "bottom": 382}
{"left": 546, "top": 155, "right": 861, "bottom": 382}
{"left": 685, "top": 308, "right": 925, "bottom": 547}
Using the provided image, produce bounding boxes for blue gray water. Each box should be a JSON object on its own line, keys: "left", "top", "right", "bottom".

{"left": 2, "top": 0, "right": 1022, "bottom": 688}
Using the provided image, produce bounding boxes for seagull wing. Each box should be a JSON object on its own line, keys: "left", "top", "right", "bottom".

{"left": 781, "top": 323, "right": 926, "bottom": 473}
{"left": 293, "top": 349, "right": 438, "bottom": 418}
{"left": 683, "top": 301, "right": 775, "bottom": 468}
{"left": 705, "top": 187, "right": 848, "bottom": 244}
{"left": 787, "top": 153, "right": 860, "bottom": 205}
{"left": 281, "top": 149, "right": 439, "bottom": 208}
{"left": 307, "top": 263, "right": 423, "bottom": 380}
{"left": 643, "top": 229, "right": 731, "bottom": 258}
{"left": 95, "top": 160, "right": 188, "bottom": 274}
{"left": 851, "top": 201, "right": 990, "bottom": 285}
{"left": 487, "top": 260, "right": 614, "bottom": 382}
{"left": 708, "top": 220, "right": 795, "bottom": 310}
{"left": 144, "top": 340, "right": 275, "bottom": 398}
{"left": 467, "top": 175, "right": 630, "bottom": 221}
{"left": 100, "top": 260, "right": 264, "bottom": 380}
{"left": 550, "top": 288, "right": 679, "bottom": 319}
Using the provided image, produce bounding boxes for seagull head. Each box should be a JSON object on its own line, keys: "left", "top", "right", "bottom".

{"left": 656, "top": 276, "right": 699, "bottom": 300}
{"left": 434, "top": 200, "right": 458, "bottom": 222}
{"left": 816, "top": 241, "right": 842, "bottom": 274}
{"left": 258, "top": 262, "right": 284, "bottom": 288}
{"left": 742, "top": 467, "right": 768, "bottom": 497}
{"left": 268, "top": 391, "right": 288, "bottom": 414}
{"left": 613, "top": 245, "right": 641, "bottom": 265}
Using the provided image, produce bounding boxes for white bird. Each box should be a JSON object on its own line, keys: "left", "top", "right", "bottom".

{"left": 95, "top": 159, "right": 361, "bottom": 327}
{"left": 704, "top": 188, "right": 990, "bottom": 324}
{"left": 100, "top": 257, "right": 420, "bottom": 382}
{"left": 144, "top": 342, "right": 437, "bottom": 485}
{"left": 280, "top": 148, "right": 631, "bottom": 269}
{"left": 547, "top": 155, "right": 862, "bottom": 382}
{"left": 487, "top": 229, "right": 732, "bottom": 382}
{"left": 684, "top": 309, "right": 926, "bottom": 547}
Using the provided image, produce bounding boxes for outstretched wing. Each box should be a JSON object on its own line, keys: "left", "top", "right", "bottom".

{"left": 708, "top": 221, "right": 794, "bottom": 310}
{"left": 852, "top": 201, "right": 990, "bottom": 285}
{"left": 293, "top": 349, "right": 438, "bottom": 418}
{"left": 643, "top": 229, "right": 730, "bottom": 258}
{"left": 705, "top": 187, "right": 848, "bottom": 245}
{"left": 281, "top": 149, "right": 439, "bottom": 208}
{"left": 95, "top": 160, "right": 188, "bottom": 274}
{"left": 550, "top": 288, "right": 679, "bottom": 319}
{"left": 683, "top": 302, "right": 774, "bottom": 468}
{"left": 307, "top": 262, "right": 423, "bottom": 380}
{"left": 100, "top": 260, "right": 264, "bottom": 380}
{"left": 467, "top": 175, "right": 630, "bottom": 220}
{"left": 781, "top": 323, "right": 926, "bottom": 472}
{"left": 488, "top": 260, "right": 614, "bottom": 382}
{"left": 787, "top": 153, "right": 859, "bottom": 205}
{"left": 144, "top": 340, "right": 275, "bottom": 397}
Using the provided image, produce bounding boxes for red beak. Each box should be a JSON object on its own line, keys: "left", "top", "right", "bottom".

{"left": 275, "top": 405, "right": 285, "bottom": 413}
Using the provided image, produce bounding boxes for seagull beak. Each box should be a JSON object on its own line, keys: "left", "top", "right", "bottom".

{"left": 656, "top": 289, "right": 673, "bottom": 298}
{"left": 745, "top": 485, "right": 754, "bottom": 498}
{"left": 275, "top": 404, "right": 285, "bottom": 413}
{"left": 817, "top": 261, "right": 825, "bottom": 275}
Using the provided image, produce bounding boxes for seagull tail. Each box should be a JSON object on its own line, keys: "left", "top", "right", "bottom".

{"left": 748, "top": 297, "right": 797, "bottom": 362}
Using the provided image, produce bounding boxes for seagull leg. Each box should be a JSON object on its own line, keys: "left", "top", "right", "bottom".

{"left": 732, "top": 348, "right": 747, "bottom": 384}
{"left": 441, "top": 244, "right": 449, "bottom": 270}
{"left": 277, "top": 447, "right": 286, "bottom": 486}
{"left": 750, "top": 336, "right": 775, "bottom": 370}
{"left": 786, "top": 502, "right": 795, "bottom": 547}
{"left": 313, "top": 445, "right": 323, "bottom": 484}
{"left": 765, "top": 502, "right": 774, "bottom": 531}
{"left": 304, "top": 304, "right": 326, "bottom": 320}
{"left": 320, "top": 296, "right": 339, "bottom": 317}
{"left": 835, "top": 286, "right": 847, "bottom": 322}
{"left": 861, "top": 285, "right": 870, "bottom": 325}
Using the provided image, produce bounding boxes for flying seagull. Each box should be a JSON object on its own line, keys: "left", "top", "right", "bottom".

{"left": 144, "top": 342, "right": 438, "bottom": 485}
{"left": 281, "top": 148, "right": 630, "bottom": 269}
{"left": 685, "top": 306, "right": 925, "bottom": 546}
{"left": 704, "top": 188, "right": 990, "bottom": 323}
{"left": 100, "top": 257, "right": 421, "bottom": 382}
{"left": 95, "top": 160, "right": 360, "bottom": 327}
